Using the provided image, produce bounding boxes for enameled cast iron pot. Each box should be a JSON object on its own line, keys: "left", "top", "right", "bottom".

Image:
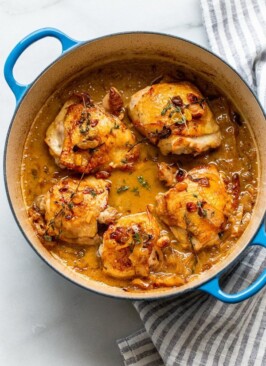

{"left": 4, "top": 28, "right": 266, "bottom": 303}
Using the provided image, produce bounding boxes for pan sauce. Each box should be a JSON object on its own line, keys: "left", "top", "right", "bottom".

{"left": 21, "top": 60, "right": 258, "bottom": 290}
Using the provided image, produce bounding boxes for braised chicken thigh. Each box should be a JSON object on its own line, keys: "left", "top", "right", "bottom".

{"left": 29, "top": 176, "right": 119, "bottom": 245}
{"left": 45, "top": 93, "right": 138, "bottom": 173}
{"left": 156, "top": 164, "right": 233, "bottom": 252}
{"left": 128, "top": 82, "right": 221, "bottom": 155}
{"left": 22, "top": 60, "right": 258, "bottom": 291}
{"left": 101, "top": 211, "right": 166, "bottom": 277}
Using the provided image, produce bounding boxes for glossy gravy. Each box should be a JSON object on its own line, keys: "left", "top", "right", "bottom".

{"left": 21, "top": 60, "right": 258, "bottom": 289}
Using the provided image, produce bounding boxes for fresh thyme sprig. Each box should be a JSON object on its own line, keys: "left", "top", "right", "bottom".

{"left": 79, "top": 95, "right": 92, "bottom": 134}
{"left": 127, "top": 137, "right": 148, "bottom": 152}
{"left": 117, "top": 185, "right": 129, "bottom": 194}
{"left": 152, "top": 96, "right": 208, "bottom": 142}
{"left": 137, "top": 176, "right": 151, "bottom": 190}
{"left": 161, "top": 96, "right": 207, "bottom": 118}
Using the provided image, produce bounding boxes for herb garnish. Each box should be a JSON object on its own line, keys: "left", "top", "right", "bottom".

{"left": 173, "top": 114, "right": 187, "bottom": 125}
{"left": 43, "top": 235, "right": 53, "bottom": 242}
{"left": 161, "top": 100, "right": 173, "bottom": 116}
{"left": 150, "top": 98, "right": 187, "bottom": 142}
{"left": 158, "top": 96, "right": 208, "bottom": 138}
{"left": 127, "top": 137, "right": 148, "bottom": 152}
{"left": 43, "top": 172, "right": 85, "bottom": 242}
{"left": 84, "top": 188, "right": 97, "bottom": 197}
{"left": 197, "top": 201, "right": 207, "bottom": 218}
{"left": 67, "top": 202, "right": 74, "bottom": 210}
{"left": 78, "top": 95, "right": 92, "bottom": 134}
{"left": 110, "top": 121, "right": 120, "bottom": 133}
{"left": 137, "top": 176, "right": 151, "bottom": 190}
{"left": 79, "top": 111, "right": 91, "bottom": 134}
{"left": 133, "top": 232, "right": 141, "bottom": 244}
{"left": 117, "top": 185, "right": 129, "bottom": 193}
{"left": 131, "top": 187, "right": 140, "bottom": 196}
{"left": 160, "top": 98, "right": 186, "bottom": 123}
{"left": 149, "top": 126, "right": 172, "bottom": 141}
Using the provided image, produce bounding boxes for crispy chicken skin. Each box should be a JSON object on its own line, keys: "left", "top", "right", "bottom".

{"left": 156, "top": 165, "right": 233, "bottom": 252}
{"left": 128, "top": 82, "right": 221, "bottom": 155}
{"left": 29, "top": 176, "right": 120, "bottom": 245}
{"left": 100, "top": 210, "right": 173, "bottom": 280}
{"left": 45, "top": 94, "right": 139, "bottom": 173}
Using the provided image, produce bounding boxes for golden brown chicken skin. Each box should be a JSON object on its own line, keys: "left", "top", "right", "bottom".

{"left": 29, "top": 176, "right": 120, "bottom": 245}
{"left": 156, "top": 164, "right": 233, "bottom": 252}
{"left": 45, "top": 94, "right": 139, "bottom": 173}
{"left": 100, "top": 210, "right": 185, "bottom": 288}
{"left": 128, "top": 82, "right": 221, "bottom": 155}
{"left": 100, "top": 211, "right": 165, "bottom": 279}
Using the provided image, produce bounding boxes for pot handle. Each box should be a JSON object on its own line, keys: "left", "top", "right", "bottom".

{"left": 4, "top": 27, "right": 79, "bottom": 103}
{"left": 199, "top": 221, "right": 266, "bottom": 303}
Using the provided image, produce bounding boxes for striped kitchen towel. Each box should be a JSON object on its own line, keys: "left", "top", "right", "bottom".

{"left": 117, "top": 1, "right": 266, "bottom": 365}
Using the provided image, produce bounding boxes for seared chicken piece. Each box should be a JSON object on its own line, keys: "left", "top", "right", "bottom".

{"left": 156, "top": 165, "right": 233, "bottom": 252}
{"left": 45, "top": 93, "right": 138, "bottom": 173}
{"left": 29, "top": 176, "right": 120, "bottom": 245}
{"left": 128, "top": 82, "right": 221, "bottom": 155}
{"left": 100, "top": 210, "right": 171, "bottom": 280}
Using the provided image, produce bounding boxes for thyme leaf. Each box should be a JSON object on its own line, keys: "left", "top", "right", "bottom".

{"left": 161, "top": 100, "right": 172, "bottom": 116}
{"left": 44, "top": 172, "right": 85, "bottom": 241}
{"left": 137, "top": 176, "right": 151, "bottom": 190}
{"left": 88, "top": 189, "right": 97, "bottom": 197}
{"left": 110, "top": 121, "right": 120, "bottom": 133}
{"left": 127, "top": 137, "right": 148, "bottom": 152}
{"left": 44, "top": 235, "right": 53, "bottom": 242}
{"left": 131, "top": 187, "right": 140, "bottom": 196}
{"left": 67, "top": 202, "right": 74, "bottom": 210}
{"left": 197, "top": 201, "right": 207, "bottom": 217}
{"left": 133, "top": 232, "right": 141, "bottom": 244}
{"left": 117, "top": 185, "right": 129, "bottom": 193}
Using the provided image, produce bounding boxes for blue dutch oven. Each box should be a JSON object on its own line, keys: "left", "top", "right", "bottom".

{"left": 4, "top": 28, "right": 266, "bottom": 302}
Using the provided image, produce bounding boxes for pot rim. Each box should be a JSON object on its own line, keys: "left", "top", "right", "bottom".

{"left": 4, "top": 30, "right": 266, "bottom": 300}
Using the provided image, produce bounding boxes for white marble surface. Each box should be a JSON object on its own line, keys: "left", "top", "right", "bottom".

{"left": 0, "top": 1, "right": 209, "bottom": 365}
